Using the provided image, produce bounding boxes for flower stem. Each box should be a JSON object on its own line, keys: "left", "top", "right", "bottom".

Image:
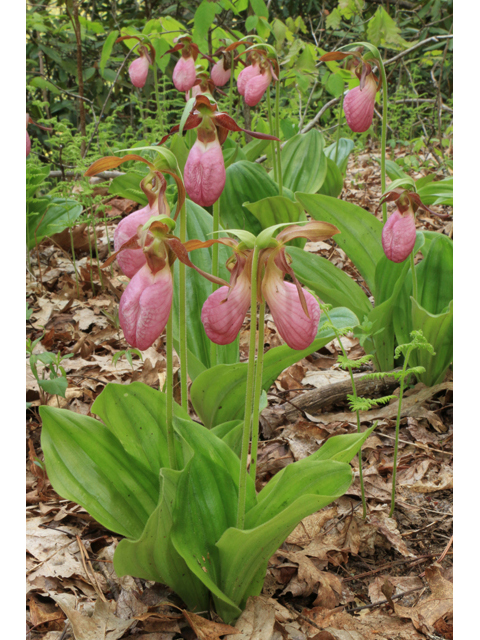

{"left": 275, "top": 81, "right": 283, "bottom": 196}
{"left": 378, "top": 57, "right": 388, "bottom": 224}
{"left": 390, "top": 347, "right": 412, "bottom": 517}
{"left": 153, "top": 62, "right": 163, "bottom": 136}
{"left": 70, "top": 228, "right": 81, "bottom": 298}
{"left": 179, "top": 201, "right": 188, "bottom": 411}
{"left": 166, "top": 310, "right": 176, "bottom": 470}
{"left": 410, "top": 252, "right": 418, "bottom": 301}
{"left": 228, "top": 57, "right": 235, "bottom": 118}
{"left": 237, "top": 245, "right": 259, "bottom": 529}
{"left": 209, "top": 198, "right": 220, "bottom": 368}
{"left": 335, "top": 94, "right": 344, "bottom": 165}
{"left": 249, "top": 300, "right": 265, "bottom": 486}
{"left": 324, "top": 308, "right": 367, "bottom": 518}
{"left": 266, "top": 88, "right": 277, "bottom": 183}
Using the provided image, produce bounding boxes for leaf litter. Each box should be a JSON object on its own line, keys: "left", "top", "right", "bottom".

{"left": 26, "top": 153, "right": 452, "bottom": 639}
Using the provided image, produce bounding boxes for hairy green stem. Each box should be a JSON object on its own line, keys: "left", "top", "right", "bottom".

{"left": 92, "top": 217, "right": 103, "bottom": 290}
{"left": 324, "top": 308, "right": 367, "bottom": 518}
{"left": 228, "top": 57, "right": 235, "bottom": 118}
{"left": 166, "top": 311, "right": 176, "bottom": 470}
{"left": 237, "top": 245, "right": 259, "bottom": 529}
{"left": 275, "top": 82, "right": 283, "bottom": 195}
{"left": 153, "top": 62, "right": 163, "bottom": 135}
{"left": 390, "top": 347, "right": 412, "bottom": 517}
{"left": 249, "top": 301, "right": 265, "bottom": 485}
{"left": 266, "top": 88, "right": 277, "bottom": 182}
{"left": 378, "top": 58, "right": 388, "bottom": 223}
{"left": 209, "top": 199, "right": 220, "bottom": 368}
{"left": 87, "top": 219, "right": 96, "bottom": 296}
{"left": 335, "top": 94, "right": 344, "bottom": 165}
{"left": 179, "top": 202, "right": 188, "bottom": 411}
{"left": 410, "top": 252, "right": 418, "bottom": 301}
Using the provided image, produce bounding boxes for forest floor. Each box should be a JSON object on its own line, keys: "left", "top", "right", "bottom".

{"left": 26, "top": 144, "right": 453, "bottom": 640}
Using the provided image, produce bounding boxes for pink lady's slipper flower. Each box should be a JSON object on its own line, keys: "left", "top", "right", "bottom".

{"left": 211, "top": 52, "right": 232, "bottom": 87}
{"left": 185, "top": 72, "right": 215, "bottom": 102}
{"left": 320, "top": 49, "right": 379, "bottom": 133}
{"left": 160, "top": 95, "right": 279, "bottom": 207}
{"left": 198, "top": 222, "right": 340, "bottom": 350}
{"left": 378, "top": 188, "right": 436, "bottom": 263}
{"left": 237, "top": 50, "right": 278, "bottom": 107}
{"left": 128, "top": 47, "right": 152, "bottom": 88}
{"left": 115, "top": 37, "right": 156, "bottom": 89}
{"left": 167, "top": 36, "right": 199, "bottom": 93}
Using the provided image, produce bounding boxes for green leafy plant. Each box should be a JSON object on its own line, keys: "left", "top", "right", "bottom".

{"left": 27, "top": 336, "right": 73, "bottom": 403}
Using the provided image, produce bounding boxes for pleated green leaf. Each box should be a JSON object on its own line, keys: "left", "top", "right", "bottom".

{"left": 318, "top": 156, "right": 344, "bottom": 198}
{"left": 220, "top": 161, "right": 294, "bottom": 235}
{"left": 114, "top": 467, "right": 210, "bottom": 612}
{"left": 190, "top": 308, "right": 359, "bottom": 428}
{"left": 40, "top": 406, "right": 158, "bottom": 540}
{"left": 281, "top": 130, "right": 327, "bottom": 194}
{"left": 92, "top": 382, "right": 190, "bottom": 476}
{"left": 288, "top": 246, "right": 372, "bottom": 324}
{"left": 295, "top": 193, "right": 383, "bottom": 295}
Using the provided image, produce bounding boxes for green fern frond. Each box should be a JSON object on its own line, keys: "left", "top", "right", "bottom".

{"left": 338, "top": 354, "right": 374, "bottom": 370}
{"left": 348, "top": 394, "right": 396, "bottom": 412}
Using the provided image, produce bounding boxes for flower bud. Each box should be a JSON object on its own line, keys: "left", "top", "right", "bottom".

{"left": 382, "top": 209, "right": 417, "bottom": 263}
{"left": 184, "top": 136, "right": 226, "bottom": 207}
{"left": 237, "top": 63, "right": 261, "bottom": 96}
{"left": 211, "top": 58, "right": 231, "bottom": 87}
{"left": 244, "top": 70, "right": 272, "bottom": 107}
{"left": 343, "top": 73, "right": 378, "bottom": 133}
{"left": 119, "top": 263, "right": 173, "bottom": 350}
{"left": 173, "top": 56, "right": 196, "bottom": 92}
{"left": 128, "top": 54, "right": 150, "bottom": 89}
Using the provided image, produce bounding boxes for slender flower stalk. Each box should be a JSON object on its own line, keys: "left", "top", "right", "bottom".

{"left": 249, "top": 301, "right": 265, "bottom": 485}
{"left": 165, "top": 312, "right": 176, "bottom": 469}
{"left": 237, "top": 245, "right": 260, "bottom": 530}
{"left": 334, "top": 94, "right": 344, "bottom": 165}
{"left": 266, "top": 88, "right": 277, "bottom": 183}
{"left": 378, "top": 59, "right": 389, "bottom": 224}
{"left": 390, "top": 347, "right": 412, "bottom": 517}
{"left": 210, "top": 199, "right": 220, "bottom": 367}
{"left": 274, "top": 82, "right": 283, "bottom": 195}
{"left": 179, "top": 201, "right": 188, "bottom": 411}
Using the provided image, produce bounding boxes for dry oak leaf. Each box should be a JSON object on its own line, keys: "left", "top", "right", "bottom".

{"left": 224, "top": 596, "right": 275, "bottom": 640}
{"left": 279, "top": 553, "right": 345, "bottom": 609}
{"left": 368, "top": 575, "right": 423, "bottom": 605}
{"left": 394, "top": 564, "right": 453, "bottom": 634}
{"left": 183, "top": 610, "right": 240, "bottom": 640}
{"left": 52, "top": 593, "right": 134, "bottom": 640}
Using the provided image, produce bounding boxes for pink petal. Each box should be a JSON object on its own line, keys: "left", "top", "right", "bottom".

{"left": 382, "top": 209, "right": 417, "bottom": 263}
{"left": 119, "top": 263, "right": 173, "bottom": 350}
{"left": 129, "top": 56, "right": 150, "bottom": 88}
{"left": 343, "top": 74, "right": 377, "bottom": 133}
{"left": 244, "top": 71, "right": 271, "bottom": 107}
{"left": 173, "top": 56, "right": 196, "bottom": 92}
{"left": 263, "top": 277, "right": 320, "bottom": 350}
{"left": 201, "top": 275, "right": 251, "bottom": 345}
{"left": 114, "top": 206, "right": 155, "bottom": 278}
{"left": 26, "top": 130, "right": 31, "bottom": 157}
{"left": 211, "top": 59, "right": 231, "bottom": 87}
{"left": 184, "top": 137, "right": 226, "bottom": 207}
{"left": 237, "top": 64, "right": 260, "bottom": 96}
